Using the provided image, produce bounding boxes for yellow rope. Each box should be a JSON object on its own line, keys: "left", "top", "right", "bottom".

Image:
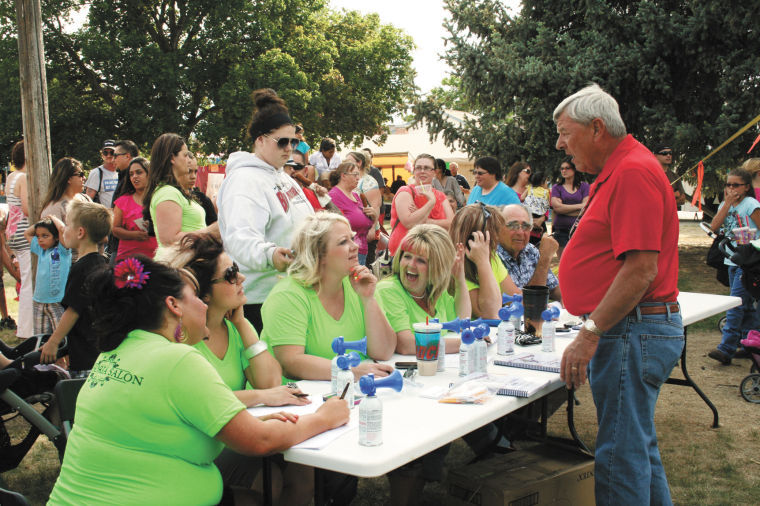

{"left": 671, "top": 112, "right": 760, "bottom": 185}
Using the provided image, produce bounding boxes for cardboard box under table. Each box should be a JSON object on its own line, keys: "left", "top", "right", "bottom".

{"left": 446, "top": 444, "right": 594, "bottom": 506}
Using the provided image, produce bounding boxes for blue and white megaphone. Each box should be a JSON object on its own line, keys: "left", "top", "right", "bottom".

{"left": 472, "top": 323, "right": 489, "bottom": 340}
{"left": 332, "top": 336, "right": 368, "bottom": 356}
{"left": 541, "top": 305, "right": 561, "bottom": 322}
{"left": 359, "top": 370, "right": 404, "bottom": 396}
{"left": 430, "top": 317, "right": 467, "bottom": 333}
{"left": 503, "top": 293, "right": 523, "bottom": 306}
{"left": 336, "top": 351, "right": 362, "bottom": 370}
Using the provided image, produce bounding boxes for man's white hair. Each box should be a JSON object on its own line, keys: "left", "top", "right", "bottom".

{"left": 553, "top": 83, "right": 627, "bottom": 137}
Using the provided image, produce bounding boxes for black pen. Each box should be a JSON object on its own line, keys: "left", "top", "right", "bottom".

{"left": 339, "top": 383, "right": 350, "bottom": 400}
{"left": 293, "top": 393, "right": 309, "bottom": 398}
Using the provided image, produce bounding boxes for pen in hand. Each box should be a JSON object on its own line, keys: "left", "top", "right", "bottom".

{"left": 339, "top": 382, "right": 350, "bottom": 400}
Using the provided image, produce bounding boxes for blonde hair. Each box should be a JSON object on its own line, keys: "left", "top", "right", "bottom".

{"left": 449, "top": 204, "right": 505, "bottom": 285}
{"left": 67, "top": 200, "right": 112, "bottom": 244}
{"left": 289, "top": 212, "right": 352, "bottom": 287}
{"left": 741, "top": 158, "right": 760, "bottom": 176}
{"left": 393, "top": 224, "right": 456, "bottom": 307}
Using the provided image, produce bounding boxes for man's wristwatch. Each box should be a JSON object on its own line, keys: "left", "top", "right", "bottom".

{"left": 582, "top": 319, "right": 604, "bottom": 337}
{"left": 243, "top": 341, "right": 269, "bottom": 360}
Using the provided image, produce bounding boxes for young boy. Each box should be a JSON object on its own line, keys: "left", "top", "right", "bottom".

{"left": 24, "top": 218, "right": 72, "bottom": 336}
{"left": 40, "top": 201, "right": 112, "bottom": 376}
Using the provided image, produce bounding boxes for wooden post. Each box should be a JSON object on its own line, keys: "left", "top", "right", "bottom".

{"left": 15, "top": 0, "right": 51, "bottom": 223}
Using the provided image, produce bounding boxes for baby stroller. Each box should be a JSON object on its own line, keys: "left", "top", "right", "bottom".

{"left": 0, "top": 336, "right": 70, "bottom": 473}
{"left": 739, "top": 332, "right": 760, "bottom": 403}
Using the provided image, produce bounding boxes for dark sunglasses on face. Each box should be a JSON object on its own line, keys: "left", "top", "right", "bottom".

{"left": 725, "top": 183, "right": 747, "bottom": 189}
{"left": 264, "top": 134, "right": 299, "bottom": 150}
{"left": 211, "top": 262, "right": 240, "bottom": 284}
{"left": 560, "top": 165, "right": 573, "bottom": 171}
{"left": 658, "top": 151, "right": 672, "bottom": 156}
{"left": 72, "top": 171, "right": 85, "bottom": 178}
{"left": 102, "top": 150, "right": 115, "bottom": 157}
{"left": 506, "top": 220, "right": 532, "bottom": 231}
{"left": 522, "top": 169, "right": 532, "bottom": 175}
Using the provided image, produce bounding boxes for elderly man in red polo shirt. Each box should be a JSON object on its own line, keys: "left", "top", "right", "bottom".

{"left": 554, "top": 84, "right": 682, "bottom": 506}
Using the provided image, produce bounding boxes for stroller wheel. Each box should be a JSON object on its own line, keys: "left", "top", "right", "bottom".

{"left": 753, "top": 363, "right": 759, "bottom": 374}
{"left": 718, "top": 316, "right": 726, "bottom": 332}
{"left": 740, "top": 374, "right": 760, "bottom": 403}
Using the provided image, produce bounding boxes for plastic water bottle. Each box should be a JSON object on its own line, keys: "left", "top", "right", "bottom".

{"left": 437, "top": 334, "right": 446, "bottom": 372}
{"left": 497, "top": 307, "right": 515, "bottom": 356}
{"left": 336, "top": 352, "right": 361, "bottom": 409}
{"left": 472, "top": 325, "right": 488, "bottom": 373}
{"left": 459, "top": 329, "right": 476, "bottom": 376}
{"left": 541, "top": 307, "right": 560, "bottom": 352}
{"left": 358, "top": 371, "right": 403, "bottom": 446}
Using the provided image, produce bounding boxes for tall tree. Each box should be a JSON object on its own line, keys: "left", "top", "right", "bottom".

{"left": 415, "top": 0, "right": 760, "bottom": 195}
{"left": 1, "top": 0, "right": 415, "bottom": 168}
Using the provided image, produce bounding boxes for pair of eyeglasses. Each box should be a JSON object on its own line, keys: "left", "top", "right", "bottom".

{"left": 211, "top": 262, "right": 240, "bottom": 284}
{"left": 478, "top": 202, "right": 491, "bottom": 231}
{"left": 72, "top": 171, "right": 85, "bottom": 178}
{"left": 505, "top": 221, "right": 532, "bottom": 231}
{"left": 414, "top": 165, "right": 434, "bottom": 172}
{"left": 725, "top": 183, "right": 747, "bottom": 189}
{"left": 263, "top": 134, "right": 299, "bottom": 150}
{"left": 522, "top": 169, "right": 532, "bottom": 175}
{"left": 658, "top": 151, "right": 672, "bottom": 156}
{"left": 560, "top": 165, "right": 573, "bottom": 171}
{"left": 345, "top": 172, "right": 361, "bottom": 177}
{"left": 113, "top": 152, "right": 128, "bottom": 159}
{"left": 102, "top": 150, "right": 115, "bottom": 157}
{"left": 472, "top": 170, "right": 487, "bottom": 176}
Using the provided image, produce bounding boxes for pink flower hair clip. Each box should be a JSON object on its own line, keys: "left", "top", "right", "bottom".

{"left": 114, "top": 257, "right": 150, "bottom": 289}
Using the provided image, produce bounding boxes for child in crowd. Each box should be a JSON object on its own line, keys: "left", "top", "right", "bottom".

{"left": 23, "top": 218, "right": 72, "bottom": 336}
{"left": 40, "top": 201, "right": 112, "bottom": 376}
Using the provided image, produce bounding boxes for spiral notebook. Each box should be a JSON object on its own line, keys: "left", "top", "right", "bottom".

{"left": 493, "top": 352, "right": 561, "bottom": 373}
{"left": 491, "top": 375, "right": 552, "bottom": 398}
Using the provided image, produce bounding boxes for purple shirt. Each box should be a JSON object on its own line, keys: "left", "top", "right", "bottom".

{"left": 328, "top": 187, "right": 374, "bottom": 254}
{"left": 551, "top": 182, "right": 590, "bottom": 231}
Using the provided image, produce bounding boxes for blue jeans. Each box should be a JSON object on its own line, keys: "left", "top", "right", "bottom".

{"left": 588, "top": 308, "right": 684, "bottom": 506}
{"left": 718, "top": 265, "right": 759, "bottom": 357}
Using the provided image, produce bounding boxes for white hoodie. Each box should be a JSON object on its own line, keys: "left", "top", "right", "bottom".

{"left": 217, "top": 151, "right": 315, "bottom": 303}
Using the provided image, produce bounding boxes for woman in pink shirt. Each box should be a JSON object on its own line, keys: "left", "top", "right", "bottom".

{"left": 112, "top": 157, "right": 158, "bottom": 261}
{"left": 328, "top": 162, "right": 376, "bottom": 265}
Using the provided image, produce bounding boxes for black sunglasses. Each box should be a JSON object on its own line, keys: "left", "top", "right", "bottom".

{"left": 211, "top": 262, "right": 240, "bottom": 285}
{"left": 658, "top": 150, "right": 672, "bottom": 156}
{"left": 264, "top": 134, "right": 299, "bottom": 150}
{"left": 478, "top": 201, "right": 491, "bottom": 231}
{"left": 725, "top": 182, "right": 748, "bottom": 189}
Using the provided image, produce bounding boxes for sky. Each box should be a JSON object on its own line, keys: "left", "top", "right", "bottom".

{"left": 329, "top": 0, "right": 522, "bottom": 94}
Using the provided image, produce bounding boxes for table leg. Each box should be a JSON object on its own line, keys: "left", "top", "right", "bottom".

{"left": 262, "top": 456, "right": 272, "bottom": 506}
{"left": 314, "top": 467, "right": 326, "bottom": 506}
{"left": 664, "top": 327, "right": 720, "bottom": 428}
{"left": 565, "top": 388, "right": 591, "bottom": 454}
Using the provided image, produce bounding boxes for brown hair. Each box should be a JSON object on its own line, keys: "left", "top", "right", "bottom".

{"left": 247, "top": 88, "right": 292, "bottom": 141}
{"left": 328, "top": 161, "right": 358, "bottom": 187}
{"left": 449, "top": 204, "right": 505, "bottom": 285}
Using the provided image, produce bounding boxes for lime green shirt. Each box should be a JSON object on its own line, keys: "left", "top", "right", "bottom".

{"left": 465, "top": 254, "right": 509, "bottom": 291}
{"left": 194, "top": 319, "right": 253, "bottom": 390}
{"left": 261, "top": 276, "right": 366, "bottom": 360}
{"left": 150, "top": 184, "right": 206, "bottom": 257}
{"left": 375, "top": 276, "right": 457, "bottom": 335}
{"left": 49, "top": 330, "right": 245, "bottom": 506}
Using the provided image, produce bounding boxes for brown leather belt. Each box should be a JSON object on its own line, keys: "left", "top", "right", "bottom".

{"left": 628, "top": 303, "right": 679, "bottom": 317}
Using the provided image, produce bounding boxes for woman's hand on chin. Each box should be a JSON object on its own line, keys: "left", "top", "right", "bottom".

{"left": 349, "top": 264, "right": 377, "bottom": 299}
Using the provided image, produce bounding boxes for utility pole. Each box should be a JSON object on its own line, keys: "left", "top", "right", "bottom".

{"left": 16, "top": 0, "right": 51, "bottom": 222}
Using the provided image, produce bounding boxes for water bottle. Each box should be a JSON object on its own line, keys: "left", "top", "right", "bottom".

{"left": 358, "top": 371, "right": 403, "bottom": 446}
{"left": 437, "top": 334, "right": 446, "bottom": 372}
{"left": 497, "top": 307, "right": 515, "bottom": 356}
{"left": 459, "top": 329, "right": 475, "bottom": 376}
{"left": 472, "top": 325, "right": 488, "bottom": 373}
{"left": 541, "top": 307, "right": 560, "bottom": 353}
{"left": 330, "top": 336, "right": 368, "bottom": 393}
{"left": 336, "top": 352, "right": 361, "bottom": 409}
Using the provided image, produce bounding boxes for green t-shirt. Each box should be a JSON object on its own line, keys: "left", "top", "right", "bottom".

{"left": 49, "top": 330, "right": 245, "bottom": 506}
{"left": 375, "top": 276, "right": 457, "bottom": 335}
{"left": 194, "top": 319, "right": 253, "bottom": 390}
{"left": 150, "top": 184, "right": 206, "bottom": 257}
{"left": 465, "top": 254, "right": 509, "bottom": 291}
{"left": 261, "top": 275, "right": 366, "bottom": 360}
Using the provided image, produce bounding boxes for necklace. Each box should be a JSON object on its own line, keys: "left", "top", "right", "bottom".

{"left": 409, "top": 291, "right": 426, "bottom": 299}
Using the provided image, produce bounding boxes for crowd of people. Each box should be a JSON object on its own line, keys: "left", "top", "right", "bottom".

{"left": 1, "top": 83, "right": 752, "bottom": 506}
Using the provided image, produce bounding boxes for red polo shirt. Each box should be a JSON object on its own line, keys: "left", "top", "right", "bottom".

{"left": 558, "top": 135, "right": 679, "bottom": 316}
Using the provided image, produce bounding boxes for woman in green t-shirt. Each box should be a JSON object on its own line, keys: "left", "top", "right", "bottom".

{"left": 449, "top": 204, "right": 521, "bottom": 319}
{"left": 261, "top": 212, "right": 397, "bottom": 381}
{"left": 143, "top": 133, "right": 218, "bottom": 259}
{"left": 376, "top": 224, "right": 471, "bottom": 355}
{"left": 48, "top": 257, "right": 349, "bottom": 506}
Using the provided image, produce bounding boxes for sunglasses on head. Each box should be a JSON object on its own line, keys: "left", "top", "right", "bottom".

{"left": 478, "top": 201, "right": 491, "bottom": 231}
{"left": 263, "top": 134, "right": 299, "bottom": 150}
{"left": 211, "top": 262, "right": 240, "bottom": 285}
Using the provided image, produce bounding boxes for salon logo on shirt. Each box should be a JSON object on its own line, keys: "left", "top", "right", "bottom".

{"left": 88, "top": 354, "right": 144, "bottom": 387}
